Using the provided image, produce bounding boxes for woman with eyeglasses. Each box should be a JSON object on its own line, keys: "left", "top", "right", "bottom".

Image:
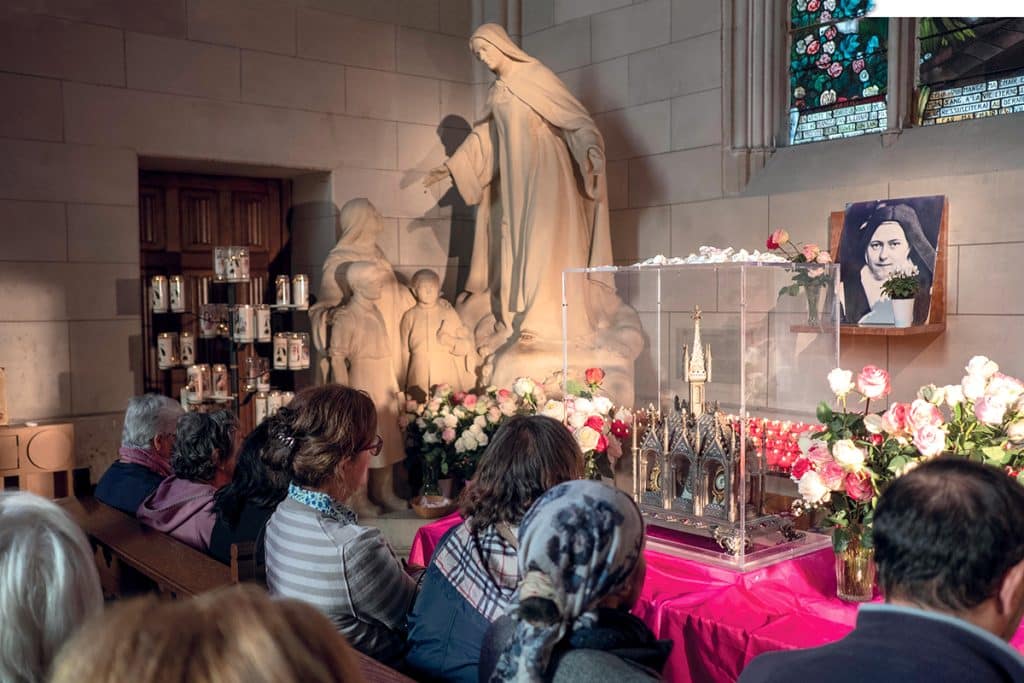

{"left": 264, "top": 384, "right": 419, "bottom": 665}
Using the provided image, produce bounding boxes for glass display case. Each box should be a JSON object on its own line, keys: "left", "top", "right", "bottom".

{"left": 562, "top": 262, "right": 840, "bottom": 570}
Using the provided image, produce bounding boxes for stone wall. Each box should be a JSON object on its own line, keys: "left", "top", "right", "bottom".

{"left": 0, "top": 0, "right": 491, "bottom": 479}
{"left": 521, "top": 0, "right": 1024, "bottom": 405}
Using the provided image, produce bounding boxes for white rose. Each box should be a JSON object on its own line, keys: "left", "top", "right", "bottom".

{"left": 863, "top": 414, "right": 884, "bottom": 434}
{"left": 423, "top": 432, "right": 439, "bottom": 444}
{"left": 986, "top": 374, "right": 1024, "bottom": 404}
{"left": 461, "top": 430, "right": 478, "bottom": 448}
{"left": 798, "top": 471, "right": 831, "bottom": 505}
{"left": 574, "top": 397, "right": 594, "bottom": 415}
{"left": 433, "top": 417, "right": 447, "bottom": 429}
{"left": 541, "top": 399, "right": 566, "bottom": 422}
{"left": 944, "top": 384, "right": 965, "bottom": 407}
{"left": 469, "top": 422, "right": 483, "bottom": 435}
{"left": 415, "top": 417, "right": 427, "bottom": 429}
{"left": 443, "top": 414, "right": 459, "bottom": 428}
{"left": 962, "top": 374, "right": 987, "bottom": 402}
{"left": 569, "top": 412, "right": 587, "bottom": 429}
{"left": 966, "top": 355, "right": 999, "bottom": 379}
{"left": 474, "top": 415, "right": 487, "bottom": 429}
{"left": 832, "top": 439, "right": 866, "bottom": 472}
{"left": 513, "top": 377, "right": 536, "bottom": 397}
{"left": 827, "top": 368, "right": 855, "bottom": 398}
{"left": 916, "top": 383, "right": 945, "bottom": 406}
{"left": 499, "top": 400, "right": 517, "bottom": 417}
{"left": 453, "top": 406, "right": 467, "bottom": 419}
{"left": 1007, "top": 420, "right": 1024, "bottom": 445}
{"left": 476, "top": 431, "right": 489, "bottom": 447}
{"left": 576, "top": 426, "right": 601, "bottom": 452}
{"left": 592, "top": 396, "right": 614, "bottom": 415}
{"left": 454, "top": 437, "right": 467, "bottom": 453}
{"left": 912, "top": 424, "right": 946, "bottom": 458}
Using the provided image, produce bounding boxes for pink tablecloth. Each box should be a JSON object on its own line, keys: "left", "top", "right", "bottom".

{"left": 410, "top": 513, "right": 1024, "bottom": 682}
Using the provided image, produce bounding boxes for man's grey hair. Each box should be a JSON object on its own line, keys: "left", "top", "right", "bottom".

{"left": 121, "top": 394, "right": 185, "bottom": 449}
{"left": 0, "top": 492, "right": 103, "bottom": 683}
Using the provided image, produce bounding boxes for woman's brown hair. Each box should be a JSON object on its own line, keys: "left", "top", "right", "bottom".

{"left": 461, "top": 414, "right": 584, "bottom": 532}
{"left": 48, "top": 584, "right": 364, "bottom": 683}
{"left": 282, "top": 384, "right": 377, "bottom": 488}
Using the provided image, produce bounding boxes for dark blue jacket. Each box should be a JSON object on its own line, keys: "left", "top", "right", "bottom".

{"left": 405, "top": 528, "right": 491, "bottom": 683}
{"left": 94, "top": 461, "right": 164, "bottom": 515}
{"left": 739, "top": 604, "right": 1024, "bottom": 683}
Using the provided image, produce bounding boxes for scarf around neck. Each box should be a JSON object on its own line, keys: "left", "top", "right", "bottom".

{"left": 118, "top": 446, "right": 172, "bottom": 478}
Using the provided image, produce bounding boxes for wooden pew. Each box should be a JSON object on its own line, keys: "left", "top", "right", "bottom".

{"left": 59, "top": 496, "right": 415, "bottom": 682}
{"left": 56, "top": 496, "right": 230, "bottom": 599}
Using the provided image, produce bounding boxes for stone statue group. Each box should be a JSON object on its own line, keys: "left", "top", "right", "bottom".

{"left": 310, "top": 24, "right": 644, "bottom": 515}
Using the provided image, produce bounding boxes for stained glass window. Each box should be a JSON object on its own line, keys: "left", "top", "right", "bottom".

{"left": 916, "top": 18, "right": 1024, "bottom": 126}
{"left": 788, "top": 0, "right": 888, "bottom": 145}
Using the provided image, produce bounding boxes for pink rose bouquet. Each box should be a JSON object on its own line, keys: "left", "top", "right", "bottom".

{"left": 765, "top": 229, "right": 834, "bottom": 302}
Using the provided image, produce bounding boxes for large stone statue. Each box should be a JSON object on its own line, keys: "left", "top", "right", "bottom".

{"left": 329, "top": 262, "right": 407, "bottom": 514}
{"left": 399, "top": 269, "right": 476, "bottom": 401}
{"left": 424, "top": 23, "right": 642, "bottom": 403}
{"left": 310, "top": 198, "right": 414, "bottom": 383}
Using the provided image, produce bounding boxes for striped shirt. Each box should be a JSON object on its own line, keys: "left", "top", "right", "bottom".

{"left": 265, "top": 496, "right": 417, "bottom": 663}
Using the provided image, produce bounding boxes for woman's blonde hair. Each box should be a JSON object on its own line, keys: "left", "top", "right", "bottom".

{"left": 49, "top": 585, "right": 364, "bottom": 683}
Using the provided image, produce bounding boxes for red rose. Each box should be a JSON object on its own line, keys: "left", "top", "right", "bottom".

{"left": 791, "top": 457, "right": 812, "bottom": 481}
{"left": 584, "top": 367, "right": 605, "bottom": 385}
{"left": 807, "top": 0, "right": 821, "bottom": 10}
{"left": 806, "top": 39, "right": 820, "bottom": 55}
{"left": 595, "top": 434, "right": 608, "bottom": 453}
{"left": 827, "top": 62, "right": 843, "bottom": 78}
{"left": 453, "top": 391, "right": 466, "bottom": 404}
{"left": 844, "top": 472, "right": 874, "bottom": 502}
{"left": 870, "top": 433, "right": 883, "bottom": 447}
{"left": 585, "top": 415, "right": 605, "bottom": 432}
{"left": 766, "top": 236, "right": 778, "bottom": 250}
{"left": 611, "top": 419, "right": 629, "bottom": 439}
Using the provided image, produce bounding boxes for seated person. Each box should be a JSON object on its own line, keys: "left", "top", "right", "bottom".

{"left": 739, "top": 457, "right": 1024, "bottom": 683}
{"left": 405, "top": 415, "right": 584, "bottom": 683}
{"left": 0, "top": 491, "right": 103, "bottom": 683}
{"left": 264, "top": 384, "right": 418, "bottom": 665}
{"left": 95, "top": 394, "right": 184, "bottom": 515}
{"left": 480, "top": 480, "right": 671, "bottom": 682}
{"left": 49, "top": 584, "right": 362, "bottom": 683}
{"left": 136, "top": 411, "right": 238, "bottom": 552}
{"left": 208, "top": 413, "right": 292, "bottom": 566}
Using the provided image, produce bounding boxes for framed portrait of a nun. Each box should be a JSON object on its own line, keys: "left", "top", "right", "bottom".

{"left": 835, "top": 195, "right": 948, "bottom": 327}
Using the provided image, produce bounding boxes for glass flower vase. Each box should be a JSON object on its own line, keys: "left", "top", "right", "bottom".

{"left": 835, "top": 538, "right": 876, "bottom": 602}
{"left": 805, "top": 283, "right": 822, "bottom": 327}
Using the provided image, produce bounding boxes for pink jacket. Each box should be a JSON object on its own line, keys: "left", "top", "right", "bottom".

{"left": 136, "top": 475, "right": 217, "bottom": 552}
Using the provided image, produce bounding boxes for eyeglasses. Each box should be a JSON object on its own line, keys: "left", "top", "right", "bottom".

{"left": 362, "top": 435, "right": 384, "bottom": 458}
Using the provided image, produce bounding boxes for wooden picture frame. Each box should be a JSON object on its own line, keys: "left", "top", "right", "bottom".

{"left": 828, "top": 195, "right": 948, "bottom": 336}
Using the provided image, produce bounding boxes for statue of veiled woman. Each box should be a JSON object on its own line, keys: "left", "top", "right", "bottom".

{"left": 424, "top": 24, "right": 642, "bottom": 398}
{"left": 309, "top": 198, "right": 415, "bottom": 383}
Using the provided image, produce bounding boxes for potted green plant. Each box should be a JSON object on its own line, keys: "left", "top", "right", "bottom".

{"left": 880, "top": 268, "right": 920, "bottom": 328}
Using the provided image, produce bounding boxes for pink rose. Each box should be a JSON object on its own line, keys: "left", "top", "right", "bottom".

{"left": 852, "top": 58, "right": 865, "bottom": 73}
{"left": 816, "top": 251, "right": 832, "bottom": 264}
{"left": 791, "top": 457, "right": 812, "bottom": 481}
{"left": 497, "top": 388, "right": 512, "bottom": 401}
{"left": 802, "top": 244, "right": 821, "bottom": 261}
{"left": 827, "top": 62, "right": 843, "bottom": 78}
{"left": 806, "top": 440, "right": 833, "bottom": 464}
{"left": 771, "top": 229, "right": 790, "bottom": 247}
{"left": 975, "top": 395, "right": 1008, "bottom": 426}
{"left": 820, "top": 10, "right": 832, "bottom": 21}
{"left": 881, "top": 402, "right": 909, "bottom": 434}
{"left": 462, "top": 393, "right": 478, "bottom": 409}
{"left": 844, "top": 472, "right": 874, "bottom": 502}
{"left": 857, "top": 365, "right": 891, "bottom": 400}
{"left": 913, "top": 423, "right": 946, "bottom": 458}
{"left": 806, "top": 40, "right": 820, "bottom": 55}
{"left": 825, "top": 26, "right": 837, "bottom": 40}
{"left": 821, "top": 461, "right": 846, "bottom": 490}
{"left": 817, "top": 53, "right": 832, "bottom": 69}
{"left": 908, "top": 399, "right": 944, "bottom": 430}
{"left": 441, "top": 427, "right": 456, "bottom": 443}
{"left": 807, "top": 0, "right": 821, "bottom": 11}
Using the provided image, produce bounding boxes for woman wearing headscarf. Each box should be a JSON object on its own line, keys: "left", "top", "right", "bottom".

{"left": 309, "top": 197, "right": 414, "bottom": 382}
{"left": 840, "top": 203, "right": 936, "bottom": 326}
{"left": 479, "top": 480, "right": 671, "bottom": 682}
{"left": 423, "top": 24, "right": 622, "bottom": 351}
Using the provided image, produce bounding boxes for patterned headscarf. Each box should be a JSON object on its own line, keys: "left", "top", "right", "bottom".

{"left": 491, "top": 480, "right": 644, "bottom": 682}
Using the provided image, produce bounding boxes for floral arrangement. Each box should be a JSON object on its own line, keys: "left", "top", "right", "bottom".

{"left": 880, "top": 267, "right": 921, "bottom": 300}
{"left": 765, "top": 229, "right": 834, "bottom": 298}
{"left": 401, "top": 368, "right": 633, "bottom": 490}
{"left": 791, "top": 357, "right": 1024, "bottom": 552}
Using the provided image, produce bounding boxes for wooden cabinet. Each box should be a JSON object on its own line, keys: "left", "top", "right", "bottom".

{"left": 138, "top": 171, "right": 297, "bottom": 434}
